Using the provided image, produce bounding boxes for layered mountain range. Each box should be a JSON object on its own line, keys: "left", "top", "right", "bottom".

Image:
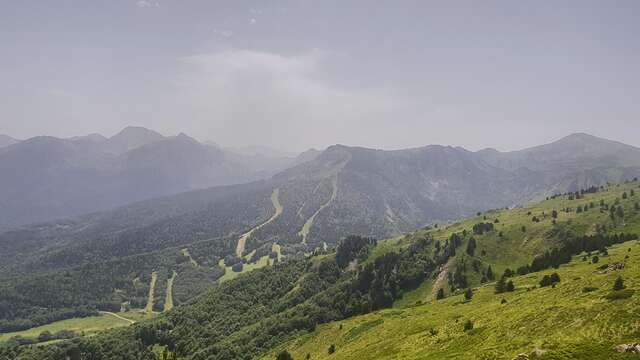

{"left": 0, "top": 127, "right": 300, "bottom": 230}
{"left": 0, "top": 131, "right": 639, "bottom": 334}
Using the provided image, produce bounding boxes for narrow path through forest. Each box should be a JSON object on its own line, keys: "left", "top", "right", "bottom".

{"left": 98, "top": 311, "right": 136, "bottom": 325}
{"left": 235, "top": 188, "right": 283, "bottom": 257}
{"left": 299, "top": 175, "right": 338, "bottom": 244}
{"left": 181, "top": 248, "right": 198, "bottom": 267}
{"left": 144, "top": 271, "right": 158, "bottom": 314}
{"left": 164, "top": 271, "right": 177, "bottom": 312}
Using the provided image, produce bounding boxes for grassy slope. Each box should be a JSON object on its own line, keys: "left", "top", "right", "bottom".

{"left": 0, "top": 313, "right": 135, "bottom": 343}
{"left": 267, "top": 241, "right": 640, "bottom": 360}
{"left": 145, "top": 271, "right": 158, "bottom": 314}
{"left": 164, "top": 271, "right": 177, "bottom": 312}
{"left": 395, "top": 182, "right": 640, "bottom": 304}
{"left": 265, "top": 182, "right": 640, "bottom": 359}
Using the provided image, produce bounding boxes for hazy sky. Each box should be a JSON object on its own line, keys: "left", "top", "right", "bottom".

{"left": 1, "top": 1, "right": 639, "bottom": 152}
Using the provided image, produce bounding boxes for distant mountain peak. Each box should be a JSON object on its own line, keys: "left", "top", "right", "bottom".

{"left": 104, "top": 126, "right": 165, "bottom": 154}
{"left": 557, "top": 132, "right": 600, "bottom": 143}
{"left": 174, "top": 132, "right": 197, "bottom": 142}
{"left": 111, "top": 126, "right": 163, "bottom": 139}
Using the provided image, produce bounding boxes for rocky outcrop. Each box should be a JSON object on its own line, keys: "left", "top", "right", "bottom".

{"left": 614, "top": 343, "right": 640, "bottom": 353}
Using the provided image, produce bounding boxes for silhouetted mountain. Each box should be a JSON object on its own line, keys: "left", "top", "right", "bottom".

{"left": 0, "top": 135, "right": 19, "bottom": 148}
{"left": 0, "top": 128, "right": 303, "bottom": 230}
{"left": 102, "top": 126, "right": 165, "bottom": 154}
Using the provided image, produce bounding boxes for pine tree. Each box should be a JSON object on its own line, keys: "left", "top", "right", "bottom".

{"left": 506, "top": 280, "right": 515, "bottom": 292}
{"left": 464, "top": 288, "right": 473, "bottom": 301}
{"left": 486, "top": 265, "right": 494, "bottom": 281}
{"left": 466, "top": 237, "right": 477, "bottom": 256}
{"left": 613, "top": 276, "right": 625, "bottom": 291}
{"left": 277, "top": 350, "right": 294, "bottom": 360}
{"left": 463, "top": 319, "right": 474, "bottom": 332}
{"left": 495, "top": 276, "right": 507, "bottom": 294}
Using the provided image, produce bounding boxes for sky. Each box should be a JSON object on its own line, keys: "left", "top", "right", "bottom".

{"left": 1, "top": 0, "right": 639, "bottom": 152}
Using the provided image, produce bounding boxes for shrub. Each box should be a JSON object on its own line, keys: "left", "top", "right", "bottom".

{"left": 539, "top": 273, "right": 561, "bottom": 287}
{"left": 328, "top": 344, "right": 336, "bottom": 354}
{"left": 605, "top": 289, "right": 634, "bottom": 300}
{"left": 505, "top": 280, "right": 515, "bottom": 292}
{"left": 464, "top": 288, "right": 473, "bottom": 301}
{"left": 613, "top": 276, "right": 625, "bottom": 291}
{"left": 276, "top": 350, "right": 294, "bottom": 360}
{"left": 463, "top": 319, "right": 474, "bottom": 332}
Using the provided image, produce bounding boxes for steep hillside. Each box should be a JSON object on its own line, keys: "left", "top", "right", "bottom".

{"left": 3, "top": 180, "right": 639, "bottom": 360}
{"left": 269, "top": 240, "right": 640, "bottom": 360}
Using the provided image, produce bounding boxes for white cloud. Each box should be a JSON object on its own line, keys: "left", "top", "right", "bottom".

{"left": 213, "top": 29, "right": 233, "bottom": 38}
{"left": 171, "top": 49, "right": 414, "bottom": 151}
{"left": 136, "top": 1, "right": 159, "bottom": 8}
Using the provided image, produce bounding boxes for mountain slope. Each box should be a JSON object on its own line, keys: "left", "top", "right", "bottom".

{"left": 4, "top": 180, "right": 639, "bottom": 360}
{"left": 0, "top": 133, "right": 638, "bottom": 336}
{"left": 269, "top": 240, "right": 640, "bottom": 360}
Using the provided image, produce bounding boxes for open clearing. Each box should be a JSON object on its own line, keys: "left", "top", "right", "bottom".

{"left": 235, "top": 188, "right": 283, "bottom": 257}
{"left": 164, "top": 271, "right": 177, "bottom": 312}
{"left": 299, "top": 175, "right": 338, "bottom": 244}
{"left": 181, "top": 248, "right": 198, "bottom": 267}
{"left": 0, "top": 313, "right": 134, "bottom": 343}
{"left": 145, "top": 271, "right": 158, "bottom": 314}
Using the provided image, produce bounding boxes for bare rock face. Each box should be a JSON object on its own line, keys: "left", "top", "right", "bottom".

{"left": 614, "top": 343, "right": 640, "bottom": 353}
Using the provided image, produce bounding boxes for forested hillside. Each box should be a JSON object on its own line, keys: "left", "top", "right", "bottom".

{"left": 3, "top": 179, "right": 639, "bottom": 359}
{"left": 0, "top": 134, "right": 639, "bottom": 334}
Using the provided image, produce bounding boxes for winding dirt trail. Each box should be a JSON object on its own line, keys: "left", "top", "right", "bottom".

{"left": 181, "top": 248, "right": 198, "bottom": 267}
{"left": 164, "top": 271, "right": 177, "bottom": 312}
{"left": 299, "top": 175, "right": 338, "bottom": 244}
{"left": 236, "top": 188, "right": 283, "bottom": 257}
{"left": 144, "top": 271, "right": 158, "bottom": 314}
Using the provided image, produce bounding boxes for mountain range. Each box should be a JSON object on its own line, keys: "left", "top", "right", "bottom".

{"left": 0, "top": 127, "right": 302, "bottom": 230}
{"left": 0, "top": 131, "right": 639, "bottom": 339}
